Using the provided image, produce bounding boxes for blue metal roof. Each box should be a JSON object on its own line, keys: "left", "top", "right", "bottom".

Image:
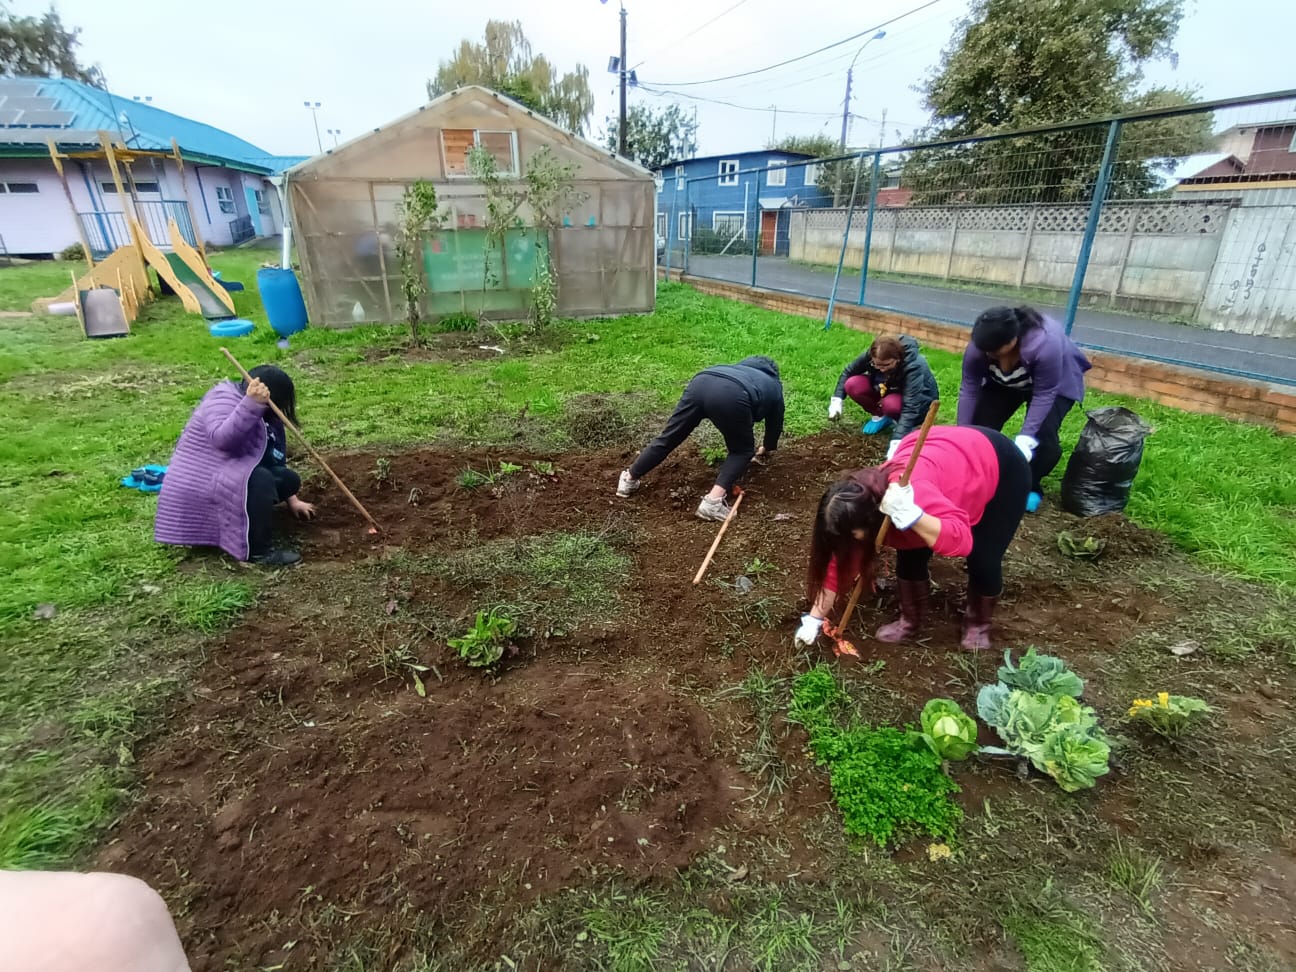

{"left": 0, "top": 77, "right": 305, "bottom": 173}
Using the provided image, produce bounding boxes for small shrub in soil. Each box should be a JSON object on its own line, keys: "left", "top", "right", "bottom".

{"left": 437, "top": 312, "right": 479, "bottom": 332}
{"left": 448, "top": 608, "right": 517, "bottom": 668}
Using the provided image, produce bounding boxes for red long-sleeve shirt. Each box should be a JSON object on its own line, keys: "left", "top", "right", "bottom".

{"left": 824, "top": 426, "right": 1001, "bottom": 594}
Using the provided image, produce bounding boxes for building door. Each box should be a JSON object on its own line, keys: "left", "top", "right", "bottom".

{"left": 760, "top": 210, "right": 777, "bottom": 255}
{"left": 244, "top": 186, "right": 264, "bottom": 236}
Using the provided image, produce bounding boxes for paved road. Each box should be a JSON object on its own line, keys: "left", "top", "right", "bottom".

{"left": 677, "top": 255, "right": 1296, "bottom": 386}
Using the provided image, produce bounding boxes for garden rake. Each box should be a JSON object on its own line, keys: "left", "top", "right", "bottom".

{"left": 693, "top": 486, "right": 744, "bottom": 585}
{"left": 220, "top": 347, "right": 383, "bottom": 536}
{"left": 821, "top": 400, "right": 941, "bottom": 658}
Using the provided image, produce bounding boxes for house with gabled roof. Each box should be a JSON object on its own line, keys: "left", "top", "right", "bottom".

{"left": 0, "top": 77, "right": 305, "bottom": 258}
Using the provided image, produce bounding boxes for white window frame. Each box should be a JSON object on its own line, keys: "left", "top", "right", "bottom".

{"left": 711, "top": 211, "right": 745, "bottom": 236}
{"left": 656, "top": 212, "right": 666, "bottom": 238}
{"left": 254, "top": 189, "right": 271, "bottom": 215}
{"left": 215, "top": 185, "right": 236, "bottom": 215}
{"left": 655, "top": 173, "right": 664, "bottom": 194}
{"left": 803, "top": 162, "right": 820, "bottom": 187}
{"left": 442, "top": 128, "right": 520, "bottom": 179}
{"left": 766, "top": 159, "right": 787, "bottom": 187}
{"left": 678, "top": 212, "right": 692, "bottom": 240}
{"left": 675, "top": 164, "right": 685, "bottom": 190}
{"left": 4, "top": 182, "right": 39, "bottom": 194}
{"left": 718, "top": 159, "right": 739, "bottom": 187}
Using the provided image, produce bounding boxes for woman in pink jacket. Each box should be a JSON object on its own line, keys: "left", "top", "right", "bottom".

{"left": 793, "top": 425, "right": 1029, "bottom": 651}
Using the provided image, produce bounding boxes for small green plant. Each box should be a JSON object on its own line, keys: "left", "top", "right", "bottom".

{"left": 700, "top": 444, "right": 726, "bottom": 467}
{"left": 744, "top": 557, "right": 776, "bottom": 577}
{"left": 918, "top": 698, "right": 979, "bottom": 761}
{"left": 1058, "top": 531, "right": 1107, "bottom": 560}
{"left": 59, "top": 242, "right": 86, "bottom": 262}
{"left": 448, "top": 609, "right": 517, "bottom": 668}
{"left": 1127, "top": 692, "right": 1211, "bottom": 738}
{"left": 371, "top": 643, "right": 432, "bottom": 696}
{"left": 374, "top": 456, "right": 392, "bottom": 487}
{"left": 531, "top": 460, "right": 556, "bottom": 476}
{"left": 1108, "top": 837, "right": 1163, "bottom": 915}
{"left": 455, "top": 461, "right": 523, "bottom": 490}
{"left": 437, "top": 311, "right": 479, "bottom": 332}
{"left": 395, "top": 180, "right": 445, "bottom": 346}
{"left": 790, "top": 667, "right": 963, "bottom": 847}
{"left": 499, "top": 460, "right": 522, "bottom": 475}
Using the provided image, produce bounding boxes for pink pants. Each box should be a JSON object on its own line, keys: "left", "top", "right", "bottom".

{"left": 844, "top": 375, "right": 902, "bottom": 419}
{"left": 0, "top": 871, "right": 191, "bottom": 971}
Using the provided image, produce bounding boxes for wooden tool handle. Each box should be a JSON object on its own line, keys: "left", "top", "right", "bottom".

{"left": 875, "top": 400, "right": 940, "bottom": 553}
{"left": 693, "top": 490, "right": 744, "bottom": 585}
{"left": 220, "top": 347, "right": 382, "bottom": 534}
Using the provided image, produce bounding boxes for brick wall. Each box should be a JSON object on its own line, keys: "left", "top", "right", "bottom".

{"left": 658, "top": 269, "right": 1296, "bottom": 435}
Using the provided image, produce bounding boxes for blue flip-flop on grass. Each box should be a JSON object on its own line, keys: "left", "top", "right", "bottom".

{"left": 121, "top": 464, "right": 168, "bottom": 493}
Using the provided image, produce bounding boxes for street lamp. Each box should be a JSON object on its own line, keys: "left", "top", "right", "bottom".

{"left": 303, "top": 101, "right": 323, "bottom": 154}
{"left": 839, "top": 30, "right": 886, "bottom": 150}
{"left": 326, "top": 128, "right": 342, "bottom": 148}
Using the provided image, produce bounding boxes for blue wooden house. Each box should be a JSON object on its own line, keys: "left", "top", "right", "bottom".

{"left": 653, "top": 150, "right": 831, "bottom": 258}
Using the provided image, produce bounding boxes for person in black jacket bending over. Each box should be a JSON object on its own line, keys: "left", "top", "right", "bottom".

{"left": 617, "top": 356, "right": 784, "bottom": 521}
{"left": 828, "top": 335, "right": 939, "bottom": 460}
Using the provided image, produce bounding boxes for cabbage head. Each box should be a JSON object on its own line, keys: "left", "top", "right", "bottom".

{"left": 919, "top": 698, "right": 979, "bottom": 761}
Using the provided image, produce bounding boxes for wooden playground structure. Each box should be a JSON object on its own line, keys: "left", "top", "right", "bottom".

{"left": 34, "top": 131, "right": 236, "bottom": 326}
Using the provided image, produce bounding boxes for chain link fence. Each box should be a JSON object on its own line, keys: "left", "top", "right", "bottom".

{"left": 661, "top": 89, "right": 1296, "bottom": 386}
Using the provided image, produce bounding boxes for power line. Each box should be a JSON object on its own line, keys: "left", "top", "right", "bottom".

{"left": 633, "top": 0, "right": 754, "bottom": 69}
{"left": 639, "top": 83, "right": 866, "bottom": 120}
{"left": 642, "top": 0, "right": 943, "bottom": 87}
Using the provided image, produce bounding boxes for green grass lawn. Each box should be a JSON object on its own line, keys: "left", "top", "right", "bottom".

{"left": 0, "top": 254, "right": 1293, "bottom": 949}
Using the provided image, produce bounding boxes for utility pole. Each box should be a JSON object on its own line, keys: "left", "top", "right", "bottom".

{"left": 839, "top": 71, "right": 853, "bottom": 151}
{"left": 303, "top": 101, "right": 323, "bottom": 154}
{"left": 770, "top": 106, "right": 777, "bottom": 145}
{"left": 618, "top": 4, "right": 628, "bottom": 156}
{"left": 839, "top": 30, "right": 886, "bottom": 151}
{"left": 876, "top": 108, "right": 887, "bottom": 149}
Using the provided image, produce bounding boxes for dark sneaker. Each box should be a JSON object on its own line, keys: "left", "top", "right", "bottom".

{"left": 251, "top": 549, "right": 302, "bottom": 567}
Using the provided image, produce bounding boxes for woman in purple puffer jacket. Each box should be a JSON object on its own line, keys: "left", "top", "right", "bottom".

{"left": 957, "top": 306, "right": 1091, "bottom": 513}
{"left": 155, "top": 365, "right": 314, "bottom": 566}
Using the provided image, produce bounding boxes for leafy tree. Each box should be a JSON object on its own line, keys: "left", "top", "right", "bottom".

{"left": 904, "top": 0, "right": 1212, "bottom": 203}
{"left": 395, "top": 181, "right": 445, "bottom": 346}
{"left": 0, "top": 3, "right": 101, "bottom": 85}
{"left": 604, "top": 103, "right": 698, "bottom": 170}
{"left": 428, "top": 20, "right": 594, "bottom": 134}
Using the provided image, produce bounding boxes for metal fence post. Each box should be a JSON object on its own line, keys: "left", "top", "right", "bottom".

{"left": 750, "top": 168, "right": 762, "bottom": 288}
{"left": 856, "top": 152, "right": 882, "bottom": 307}
{"left": 1064, "top": 120, "right": 1122, "bottom": 333}
{"left": 683, "top": 177, "right": 692, "bottom": 275}
{"left": 824, "top": 151, "right": 868, "bottom": 329}
{"left": 666, "top": 181, "right": 677, "bottom": 278}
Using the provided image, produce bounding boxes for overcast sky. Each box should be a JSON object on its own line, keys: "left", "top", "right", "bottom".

{"left": 23, "top": 0, "right": 1296, "bottom": 158}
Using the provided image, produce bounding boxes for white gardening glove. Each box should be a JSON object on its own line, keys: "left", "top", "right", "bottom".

{"left": 828, "top": 397, "right": 843, "bottom": 420}
{"left": 879, "top": 482, "right": 924, "bottom": 530}
{"left": 794, "top": 613, "right": 824, "bottom": 647}
{"left": 885, "top": 439, "right": 901, "bottom": 461}
{"left": 1015, "top": 434, "right": 1038, "bottom": 462}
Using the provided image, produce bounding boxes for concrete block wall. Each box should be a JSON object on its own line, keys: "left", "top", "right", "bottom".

{"left": 658, "top": 268, "right": 1296, "bottom": 435}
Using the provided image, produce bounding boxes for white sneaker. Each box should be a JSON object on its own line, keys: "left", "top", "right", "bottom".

{"left": 616, "top": 470, "right": 642, "bottom": 497}
{"left": 696, "top": 496, "right": 731, "bottom": 521}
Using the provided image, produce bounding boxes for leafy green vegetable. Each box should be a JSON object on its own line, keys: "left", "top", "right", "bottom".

{"left": 919, "top": 699, "right": 979, "bottom": 761}
{"left": 1057, "top": 531, "right": 1107, "bottom": 559}
{"left": 977, "top": 684, "right": 1110, "bottom": 792}
{"left": 791, "top": 667, "right": 962, "bottom": 847}
{"left": 998, "top": 647, "right": 1084, "bottom": 698}
{"left": 1127, "top": 693, "right": 1211, "bottom": 738}
{"left": 1040, "top": 724, "right": 1112, "bottom": 793}
{"left": 448, "top": 608, "right": 517, "bottom": 667}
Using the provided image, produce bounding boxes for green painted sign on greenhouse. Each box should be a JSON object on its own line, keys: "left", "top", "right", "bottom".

{"left": 423, "top": 228, "right": 546, "bottom": 315}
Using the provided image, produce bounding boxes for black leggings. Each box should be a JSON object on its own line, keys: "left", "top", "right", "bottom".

{"left": 247, "top": 464, "right": 301, "bottom": 556}
{"left": 970, "top": 383, "right": 1076, "bottom": 493}
{"left": 896, "top": 428, "right": 1030, "bottom": 596}
{"left": 630, "top": 373, "right": 757, "bottom": 491}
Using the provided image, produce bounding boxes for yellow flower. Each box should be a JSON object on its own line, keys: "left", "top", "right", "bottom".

{"left": 1158, "top": 692, "right": 1170, "bottom": 708}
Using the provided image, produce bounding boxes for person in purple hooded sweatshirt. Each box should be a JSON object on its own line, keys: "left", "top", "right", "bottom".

{"left": 957, "top": 306, "right": 1091, "bottom": 513}
{"left": 155, "top": 366, "right": 314, "bottom": 566}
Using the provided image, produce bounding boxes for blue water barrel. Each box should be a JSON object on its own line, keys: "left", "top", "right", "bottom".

{"left": 256, "top": 268, "right": 308, "bottom": 337}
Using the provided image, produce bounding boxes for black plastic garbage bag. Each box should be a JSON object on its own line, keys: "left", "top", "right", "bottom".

{"left": 1060, "top": 406, "right": 1152, "bottom": 517}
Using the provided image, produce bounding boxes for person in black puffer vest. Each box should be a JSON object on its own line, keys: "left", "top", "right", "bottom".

{"left": 828, "top": 335, "right": 939, "bottom": 459}
{"left": 617, "top": 356, "right": 784, "bottom": 521}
